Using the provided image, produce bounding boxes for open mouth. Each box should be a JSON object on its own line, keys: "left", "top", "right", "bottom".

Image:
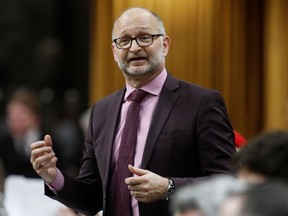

{"left": 128, "top": 57, "right": 147, "bottom": 62}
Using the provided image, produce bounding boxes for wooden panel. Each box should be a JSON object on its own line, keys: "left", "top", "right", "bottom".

{"left": 264, "top": 0, "right": 288, "bottom": 130}
{"left": 89, "top": 0, "right": 115, "bottom": 103}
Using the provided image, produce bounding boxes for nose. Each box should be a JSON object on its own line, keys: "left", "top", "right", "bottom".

{"left": 129, "top": 39, "right": 141, "bottom": 51}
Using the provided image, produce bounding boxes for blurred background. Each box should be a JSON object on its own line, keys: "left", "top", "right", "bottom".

{"left": 0, "top": 1, "right": 89, "bottom": 213}
{"left": 0, "top": 0, "right": 287, "bottom": 215}
{"left": 0, "top": 0, "right": 89, "bottom": 128}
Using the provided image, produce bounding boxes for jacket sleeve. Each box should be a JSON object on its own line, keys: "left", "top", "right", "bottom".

{"left": 172, "top": 90, "right": 236, "bottom": 188}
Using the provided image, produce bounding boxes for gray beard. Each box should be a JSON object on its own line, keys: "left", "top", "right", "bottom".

{"left": 118, "top": 51, "right": 164, "bottom": 77}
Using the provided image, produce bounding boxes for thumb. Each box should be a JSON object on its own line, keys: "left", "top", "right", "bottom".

{"left": 44, "top": 134, "right": 53, "bottom": 147}
{"left": 128, "top": 165, "right": 149, "bottom": 176}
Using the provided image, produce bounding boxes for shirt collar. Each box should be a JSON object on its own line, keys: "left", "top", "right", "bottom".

{"left": 124, "top": 68, "right": 168, "bottom": 100}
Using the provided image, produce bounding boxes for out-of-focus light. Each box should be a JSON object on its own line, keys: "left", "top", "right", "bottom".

{"left": 64, "top": 88, "right": 79, "bottom": 104}
{"left": 39, "top": 88, "right": 54, "bottom": 103}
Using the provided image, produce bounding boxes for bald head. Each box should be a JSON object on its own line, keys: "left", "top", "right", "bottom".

{"left": 111, "top": 7, "right": 170, "bottom": 87}
{"left": 112, "top": 7, "right": 166, "bottom": 40}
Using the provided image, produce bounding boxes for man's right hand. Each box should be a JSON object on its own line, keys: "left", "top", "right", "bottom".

{"left": 30, "top": 134, "right": 58, "bottom": 183}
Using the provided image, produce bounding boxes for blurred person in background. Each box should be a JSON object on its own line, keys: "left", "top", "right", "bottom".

{"left": 170, "top": 176, "right": 246, "bottom": 216}
{"left": 0, "top": 88, "right": 44, "bottom": 178}
{"left": 0, "top": 87, "right": 83, "bottom": 179}
{"left": 0, "top": 88, "right": 83, "bottom": 216}
{"left": 218, "top": 180, "right": 288, "bottom": 216}
{"left": 233, "top": 130, "right": 288, "bottom": 184}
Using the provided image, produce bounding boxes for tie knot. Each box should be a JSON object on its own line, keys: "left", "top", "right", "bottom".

{"left": 130, "top": 89, "right": 148, "bottom": 102}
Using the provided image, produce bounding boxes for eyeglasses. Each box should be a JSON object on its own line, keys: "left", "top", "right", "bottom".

{"left": 113, "top": 34, "right": 164, "bottom": 49}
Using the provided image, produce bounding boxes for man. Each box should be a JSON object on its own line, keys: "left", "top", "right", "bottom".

{"left": 30, "top": 7, "right": 235, "bottom": 216}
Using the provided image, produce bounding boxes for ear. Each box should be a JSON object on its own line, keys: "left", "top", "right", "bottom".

{"left": 111, "top": 43, "right": 118, "bottom": 62}
{"left": 162, "top": 36, "right": 170, "bottom": 57}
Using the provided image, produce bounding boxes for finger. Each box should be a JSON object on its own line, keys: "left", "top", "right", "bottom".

{"left": 130, "top": 190, "right": 143, "bottom": 198}
{"left": 130, "top": 191, "right": 150, "bottom": 203}
{"left": 31, "top": 140, "right": 46, "bottom": 150}
{"left": 41, "top": 157, "right": 57, "bottom": 169}
{"left": 33, "top": 152, "right": 56, "bottom": 170}
{"left": 128, "top": 165, "right": 149, "bottom": 176}
{"left": 34, "top": 160, "right": 54, "bottom": 175}
{"left": 125, "top": 176, "right": 142, "bottom": 186}
{"left": 44, "top": 134, "right": 53, "bottom": 147}
{"left": 128, "top": 184, "right": 142, "bottom": 191}
{"left": 30, "top": 146, "right": 53, "bottom": 163}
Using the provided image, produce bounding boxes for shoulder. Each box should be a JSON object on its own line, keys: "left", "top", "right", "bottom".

{"left": 166, "top": 74, "right": 222, "bottom": 100}
{"left": 89, "top": 88, "right": 125, "bottom": 114}
{"left": 180, "top": 80, "right": 216, "bottom": 93}
{"left": 93, "top": 88, "right": 124, "bottom": 105}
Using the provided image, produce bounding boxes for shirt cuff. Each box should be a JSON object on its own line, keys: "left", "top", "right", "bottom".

{"left": 45, "top": 168, "right": 64, "bottom": 194}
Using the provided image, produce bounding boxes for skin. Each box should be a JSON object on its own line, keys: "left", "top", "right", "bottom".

{"left": 7, "top": 101, "right": 40, "bottom": 137}
{"left": 31, "top": 8, "right": 171, "bottom": 203}
{"left": 112, "top": 8, "right": 170, "bottom": 88}
{"left": 237, "top": 167, "right": 267, "bottom": 184}
{"left": 174, "top": 210, "right": 203, "bottom": 216}
{"left": 218, "top": 196, "right": 244, "bottom": 216}
{"left": 30, "top": 135, "right": 57, "bottom": 183}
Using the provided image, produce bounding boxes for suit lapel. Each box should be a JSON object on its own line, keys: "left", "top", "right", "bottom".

{"left": 141, "top": 74, "right": 179, "bottom": 169}
{"left": 102, "top": 89, "right": 125, "bottom": 189}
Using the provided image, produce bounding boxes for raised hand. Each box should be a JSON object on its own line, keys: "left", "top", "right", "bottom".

{"left": 30, "top": 134, "right": 58, "bottom": 183}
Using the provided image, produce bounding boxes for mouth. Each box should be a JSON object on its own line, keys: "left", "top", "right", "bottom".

{"left": 128, "top": 56, "right": 148, "bottom": 63}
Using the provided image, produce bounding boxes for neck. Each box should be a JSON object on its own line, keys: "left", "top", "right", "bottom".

{"left": 126, "top": 72, "right": 159, "bottom": 88}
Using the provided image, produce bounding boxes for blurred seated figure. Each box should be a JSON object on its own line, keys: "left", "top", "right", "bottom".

{"left": 170, "top": 176, "right": 246, "bottom": 216}
{"left": 233, "top": 130, "right": 288, "bottom": 184}
{"left": 0, "top": 88, "right": 84, "bottom": 215}
{"left": 0, "top": 88, "right": 44, "bottom": 178}
{"left": 218, "top": 180, "right": 288, "bottom": 216}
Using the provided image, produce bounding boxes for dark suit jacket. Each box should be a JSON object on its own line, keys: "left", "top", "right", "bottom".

{"left": 46, "top": 74, "right": 236, "bottom": 216}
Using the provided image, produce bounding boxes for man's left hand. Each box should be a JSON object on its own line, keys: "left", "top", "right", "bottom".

{"left": 125, "top": 165, "right": 169, "bottom": 203}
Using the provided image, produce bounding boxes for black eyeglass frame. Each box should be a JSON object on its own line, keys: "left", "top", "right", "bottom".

{"left": 113, "top": 34, "right": 164, "bottom": 49}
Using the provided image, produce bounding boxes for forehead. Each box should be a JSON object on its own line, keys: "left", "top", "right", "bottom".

{"left": 114, "top": 9, "right": 159, "bottom": 36}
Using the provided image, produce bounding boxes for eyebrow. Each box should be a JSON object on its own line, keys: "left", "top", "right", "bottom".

{"left": 116, "top": 26, "right": 152, "bottom": 37}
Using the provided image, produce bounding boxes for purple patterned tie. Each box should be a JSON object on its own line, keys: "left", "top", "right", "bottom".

{"left": 113, "top": 89, "right": 148, "bottom": 216}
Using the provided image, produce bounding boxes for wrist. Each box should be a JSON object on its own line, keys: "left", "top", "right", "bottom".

{"left": 45, "top": 168, "right": 64, "bottom": 192}
{"left": 163, "top": 177, "right": 175, "bottom": 201}
{"left": 43, "top": 167, "right": 57, "bottom": 184}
